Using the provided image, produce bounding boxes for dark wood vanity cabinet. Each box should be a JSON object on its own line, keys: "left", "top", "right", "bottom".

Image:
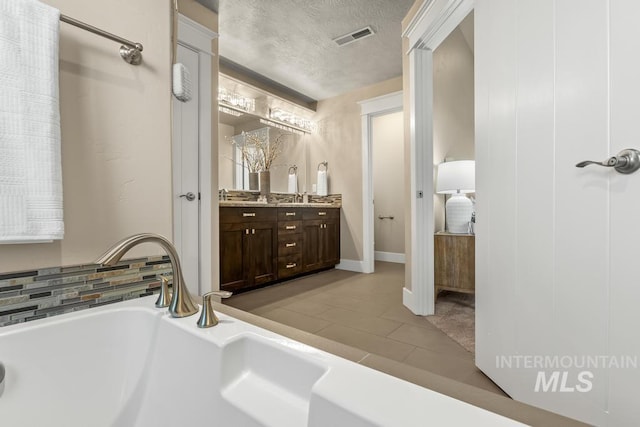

{"left": 277, "top": 208, "right": 303, "bottom": 279}
{"left": 302, "top": 208, "right": 340, "bottom": 271}
{"left": 220, "top": 206, "right": 340, "bottom": 291}
{"left": 219, "top": 207, "right": 277, "bottom": 291}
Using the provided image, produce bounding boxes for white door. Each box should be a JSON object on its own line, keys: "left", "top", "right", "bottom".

{"left": 475, "top": 1, "right": 640, "bottom": 425}
{"left": 172, "top": 44, "right": 200, "bottom": 295}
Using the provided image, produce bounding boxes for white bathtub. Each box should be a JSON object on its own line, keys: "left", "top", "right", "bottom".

{"left": 0, "top": 297, "right": 525, "bottom": 426}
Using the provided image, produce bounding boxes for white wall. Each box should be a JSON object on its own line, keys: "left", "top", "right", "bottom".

{"left": 0, "top": 0, "right": 172, "bottom": 273}
{"left": 372, "top": 111, "right": 405, "bottom": 258}
{"left": 476, "top": 0, "right": 640, "bottom": 425}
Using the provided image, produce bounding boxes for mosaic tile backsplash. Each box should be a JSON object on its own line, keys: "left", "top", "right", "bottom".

{"left": 0, "top": 256, "right": 172, "bottom": 327}
{"left": 219, "top": 190, "right": 342, "bottom": 205}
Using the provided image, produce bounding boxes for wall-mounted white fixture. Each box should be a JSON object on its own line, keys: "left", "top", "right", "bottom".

{"left": 436, "top": 160, "right": 475, "bottom": 234}
{"left": 269, "top": 108, "right": 316, "bottom": 133}
{"left": 218, "top": 88, "right": 255, "bottom": 113}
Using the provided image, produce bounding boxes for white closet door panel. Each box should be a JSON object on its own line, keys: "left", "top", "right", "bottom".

{"left": 608, "top": 0, "right": 640, "bottom": 424}
{"left": 475, "top": 0, "right": 518, "bottom": 389}
{"left": 513, "top": 0, "right": 556, "bottom": 410}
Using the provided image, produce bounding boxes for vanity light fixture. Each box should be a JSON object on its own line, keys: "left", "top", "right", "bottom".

{"left": 269, "top": 108, "right": 316, "bottom": 133}
{"left": 218, "top": 88, "right": 256, "bottom": 113}
{"left": 219, "top": 105, "right": 243, "bottom": 117}
{"left": 259, "top": 118, "right": 305, "bottom": 136}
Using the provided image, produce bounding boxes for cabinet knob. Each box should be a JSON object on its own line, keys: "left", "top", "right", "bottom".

{"left": 285, "top": 225, "right": 296, "bottom": 230}
{"left": 285, "top": 242, "right": 296, "bottom": 247}
{"left": 286, "top": 263, "right": 297, "bottom": 269}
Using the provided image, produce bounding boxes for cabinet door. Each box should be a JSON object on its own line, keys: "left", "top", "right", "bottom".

{"left": 434, "top": 234, "right": 475, "bottom": 294}
{"left": 220, "top": 223, "right": 250, "bottom": 290}
{"left": 303, "top": 220, "right": 323, "bottom": 271}
{"left": 453, "top": 236, "right": 474, "bottom": 290}
{"left": 322, "top": 218, "right": 340, "bottom": 266}
{"left": 434, "top": 235, "right": 451, "bottom": 289}
{"left": 247, "top": 221, "right": 278, "bottom": 286}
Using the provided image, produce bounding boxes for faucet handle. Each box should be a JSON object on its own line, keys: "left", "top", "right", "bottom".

{"left": 197, "top": 290, "right": 232, "bottom": 328}
{"left": 155, "top": 276, "right": 172, "bottom": 308}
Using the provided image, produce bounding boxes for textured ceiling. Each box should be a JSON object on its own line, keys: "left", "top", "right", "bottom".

{"left": 196, "top": 0, "right": 415, "bottom": 101}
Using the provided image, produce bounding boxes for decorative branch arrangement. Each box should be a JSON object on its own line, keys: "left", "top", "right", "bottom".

{"left": 235, "top": 129, "right": 287, "bottom": 172}
{"left": 235, "top": 136, "right": 262, "bottom": 173}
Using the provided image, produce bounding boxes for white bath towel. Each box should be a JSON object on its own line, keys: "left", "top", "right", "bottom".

{"left": 287, "top": 172, "right": 297, "bottom": 194}
{"left": 0, "top": 0, "right": 64, "bottom": 242}
{"left": 316, "top": 170, "right": 328, "bottom": 196}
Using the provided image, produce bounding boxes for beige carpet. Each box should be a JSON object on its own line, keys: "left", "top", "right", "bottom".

{"left": 426, "top": 292, "right": 475, "bottom": 354}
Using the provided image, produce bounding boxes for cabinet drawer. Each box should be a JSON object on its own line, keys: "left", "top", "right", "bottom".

{"left": 277, "top": 208, "right": 302, "bottom": 221}
{"left": 278, "top": 254, "right": 302, "bottom": 278}
{"left": 302, "top": 207, "right": 340, "bottom": 220}
{"left": 278, "top": 220, "right": 302, "bottom": 235}
{"left": 220, "top": 207, "right": 276, "bottom": 223}
{"left": 278, "top": 234, "right": 302, "bottom": 256}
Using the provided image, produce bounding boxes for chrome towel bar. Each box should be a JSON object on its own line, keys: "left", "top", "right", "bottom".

{"left": 60, "top": 14, "right": 143, "bottom": 65}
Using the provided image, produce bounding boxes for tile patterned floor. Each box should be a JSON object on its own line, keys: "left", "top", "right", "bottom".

{"left": 223, "top": 261, "right": 506, "bottom": 396}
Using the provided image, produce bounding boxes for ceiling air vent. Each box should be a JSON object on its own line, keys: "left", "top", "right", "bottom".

{"left": 333, "top": 26, "right": 375, "bottom": 47}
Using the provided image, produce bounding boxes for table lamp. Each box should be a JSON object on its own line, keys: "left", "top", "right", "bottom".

{"left": 436, "top": 160, "right": 475, "bottom": 234}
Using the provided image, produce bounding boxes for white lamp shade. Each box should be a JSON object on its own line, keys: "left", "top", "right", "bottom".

{"left": 436, "top": 160, "right": 475, "bottom": 194}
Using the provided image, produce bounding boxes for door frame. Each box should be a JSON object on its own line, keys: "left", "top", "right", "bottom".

{"left": 173, "top": 14, "right": 217, "bottom": 294}
{"left": 402, "top": 0, "right": 474, "bottom": 315}
{"left": 358, "top": 91, "right": 403, "bottom": 274}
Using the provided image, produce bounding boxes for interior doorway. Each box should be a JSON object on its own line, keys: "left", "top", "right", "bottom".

{"left": 358, "top": 91, "right": 403, "bottom": 274}
{"left": 171, "top": 14, "right": 216, "bottom": 295}
{"left": 371, "top": 111, "right": 405, "bottom": 264}
{"left": 401, "top": 0, "right": 474, "bottom": 316}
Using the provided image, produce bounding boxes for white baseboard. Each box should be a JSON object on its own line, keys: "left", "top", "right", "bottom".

{"left": 403, "top": 287, "right": 416, "bottom": 313}
{"left": 336, "top": 259, "right": 365, "bottom": 273}
{"left": 374, "top": 251, "right": 406, "bottom": 264}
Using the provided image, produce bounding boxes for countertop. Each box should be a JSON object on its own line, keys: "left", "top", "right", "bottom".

{"left": 219, "top": 200, "right": 341, "bottom": 208}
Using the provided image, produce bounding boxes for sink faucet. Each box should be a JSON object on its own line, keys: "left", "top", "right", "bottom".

{"left": 221, "top": 188, "right": 229, "bottom": 201}
{"left": 95, "top": 233, "right": 199, "bottom": 318}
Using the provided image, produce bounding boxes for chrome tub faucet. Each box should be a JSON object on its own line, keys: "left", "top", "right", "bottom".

{"left": 95, "top": 233, "right": 199, "bottom": 318}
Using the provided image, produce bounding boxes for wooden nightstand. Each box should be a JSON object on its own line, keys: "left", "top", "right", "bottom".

{"left": 434, "top": 232, "right": 475, "bottom": 300}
